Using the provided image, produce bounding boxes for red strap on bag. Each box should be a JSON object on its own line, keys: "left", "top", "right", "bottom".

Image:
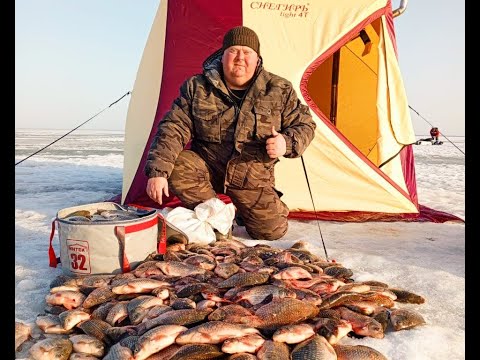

{"left": 48, "top": 219, "right": 58, "bottom": 268}
{"left": 125, "top": 204, "right": 167, "bottom": 254}
{"left": 157, "top": 213, "right": 167, "bottom": 254}
{"left": 114, "top": 226, "right": 130, "bottom": 273}
{"left": 115, "top": 214, "right": 159, "bottom": 273}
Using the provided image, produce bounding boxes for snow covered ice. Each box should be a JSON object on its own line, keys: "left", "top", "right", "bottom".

{"left": 15, "top": 129, "right": 465, "bottom": 359}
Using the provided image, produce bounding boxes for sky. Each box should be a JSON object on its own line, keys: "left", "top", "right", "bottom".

{"left": 14, "top": 129, "right": 465, "bottom": 359}
{"left": 15, "top": 0, "right": 465, "bottom": 136}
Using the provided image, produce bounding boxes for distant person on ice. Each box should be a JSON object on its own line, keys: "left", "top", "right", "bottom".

{"left": 430, "top": 127, "right": 440, "bottom": 143}
{"left": 144, "top": 26, "right": 316, "bottom": 240}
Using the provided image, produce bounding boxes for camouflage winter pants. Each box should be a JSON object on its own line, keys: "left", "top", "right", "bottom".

{"left": 169, "top": 150, "right": 289, "bottom": 240}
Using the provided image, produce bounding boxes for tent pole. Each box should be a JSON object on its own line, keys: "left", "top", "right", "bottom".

{"left": 393, "top": 0, "right": 408, "bottom": 18}
{"left": 330, "top": 29, "right": 371, "bottom": 128}
{"left": 329, "top": 50, "right": 340, "bottom": 126}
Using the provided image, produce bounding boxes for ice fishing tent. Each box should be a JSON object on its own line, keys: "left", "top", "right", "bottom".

{"left": 117, "top": 0, "right": 462, "bottom": 223}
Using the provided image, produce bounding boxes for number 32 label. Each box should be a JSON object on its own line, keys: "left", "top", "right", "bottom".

{"left": 66, "top": 239, "right": 91, "bottom": 274}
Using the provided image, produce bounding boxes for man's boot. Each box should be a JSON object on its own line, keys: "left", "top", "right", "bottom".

{"left": 214, "top": 227, "right": 233, "bottom": 241}
{"left": 235, "top": 213, "right": 245, "bottom": 227}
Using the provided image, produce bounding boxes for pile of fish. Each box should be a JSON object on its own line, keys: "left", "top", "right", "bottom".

{"left": 15, "top": 238, "right": 427, "bottom": 360}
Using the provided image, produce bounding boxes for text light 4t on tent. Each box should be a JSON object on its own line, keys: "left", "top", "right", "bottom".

{"left": 116, "top": 0, "right": 462, "bottom": 224}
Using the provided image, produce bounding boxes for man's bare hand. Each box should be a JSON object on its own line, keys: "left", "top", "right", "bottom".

{"left": 266, "top": 126, "right": 286, "bottom": 158}
{"left": 146, "top": 177, "right": 169, "bottom": 205}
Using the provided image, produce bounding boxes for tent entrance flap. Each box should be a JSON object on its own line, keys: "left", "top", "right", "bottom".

{"left": 307, "top": 21, "right": 381, "bottom": 166}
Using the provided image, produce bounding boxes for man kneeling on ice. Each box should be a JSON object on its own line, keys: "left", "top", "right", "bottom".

{"left": 144, "top": 26, "right": 316, "bottom": 240}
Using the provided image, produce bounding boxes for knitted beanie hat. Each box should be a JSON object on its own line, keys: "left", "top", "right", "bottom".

{"left": 222, "top": 26, "right": 260, "bottom": 55}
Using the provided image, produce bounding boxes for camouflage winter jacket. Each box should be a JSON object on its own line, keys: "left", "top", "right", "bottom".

{"left": 144, "top": 52, "right": 316, "bottom": 190}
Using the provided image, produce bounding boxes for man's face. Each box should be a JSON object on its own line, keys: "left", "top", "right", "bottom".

{"left": 222, "top": 45, "right": 259, "bottom": 89}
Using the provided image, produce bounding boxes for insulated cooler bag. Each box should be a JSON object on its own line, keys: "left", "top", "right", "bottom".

{"left": 48, "top": 202, "right": 167, "bottom": 275}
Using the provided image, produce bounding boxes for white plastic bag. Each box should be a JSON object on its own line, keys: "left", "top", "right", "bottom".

{"left": 165, "top": 198, "right": 235, "bottom": 245}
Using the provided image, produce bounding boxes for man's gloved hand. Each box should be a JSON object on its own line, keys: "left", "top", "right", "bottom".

{"left": 146, "top": 177, "right": 169, "bottom": 205}
{"left": 266, "top": 125, "right": 287, "bottom": 158}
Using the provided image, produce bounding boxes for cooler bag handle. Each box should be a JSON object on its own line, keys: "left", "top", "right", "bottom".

{"left": 49, "top": 219, "right": 59, "bottom": 268}
{"left": 124, "top": 205, "right": 167, "bottom": 254}
{"left": 157, "top": 213, "right": 167, "bottom": 254}
{"left": 114, "top": 212, "right": 167, "bottom": 273}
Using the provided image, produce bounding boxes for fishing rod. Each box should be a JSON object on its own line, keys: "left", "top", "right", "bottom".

{"left": 15, "top": 91, "right": 131, "bottom": 166}
{"left": 300, "top": 155, "right": 330, "bottom": 261}
{"left": 408, "top": 105, "right": 465, "bottom": 156}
